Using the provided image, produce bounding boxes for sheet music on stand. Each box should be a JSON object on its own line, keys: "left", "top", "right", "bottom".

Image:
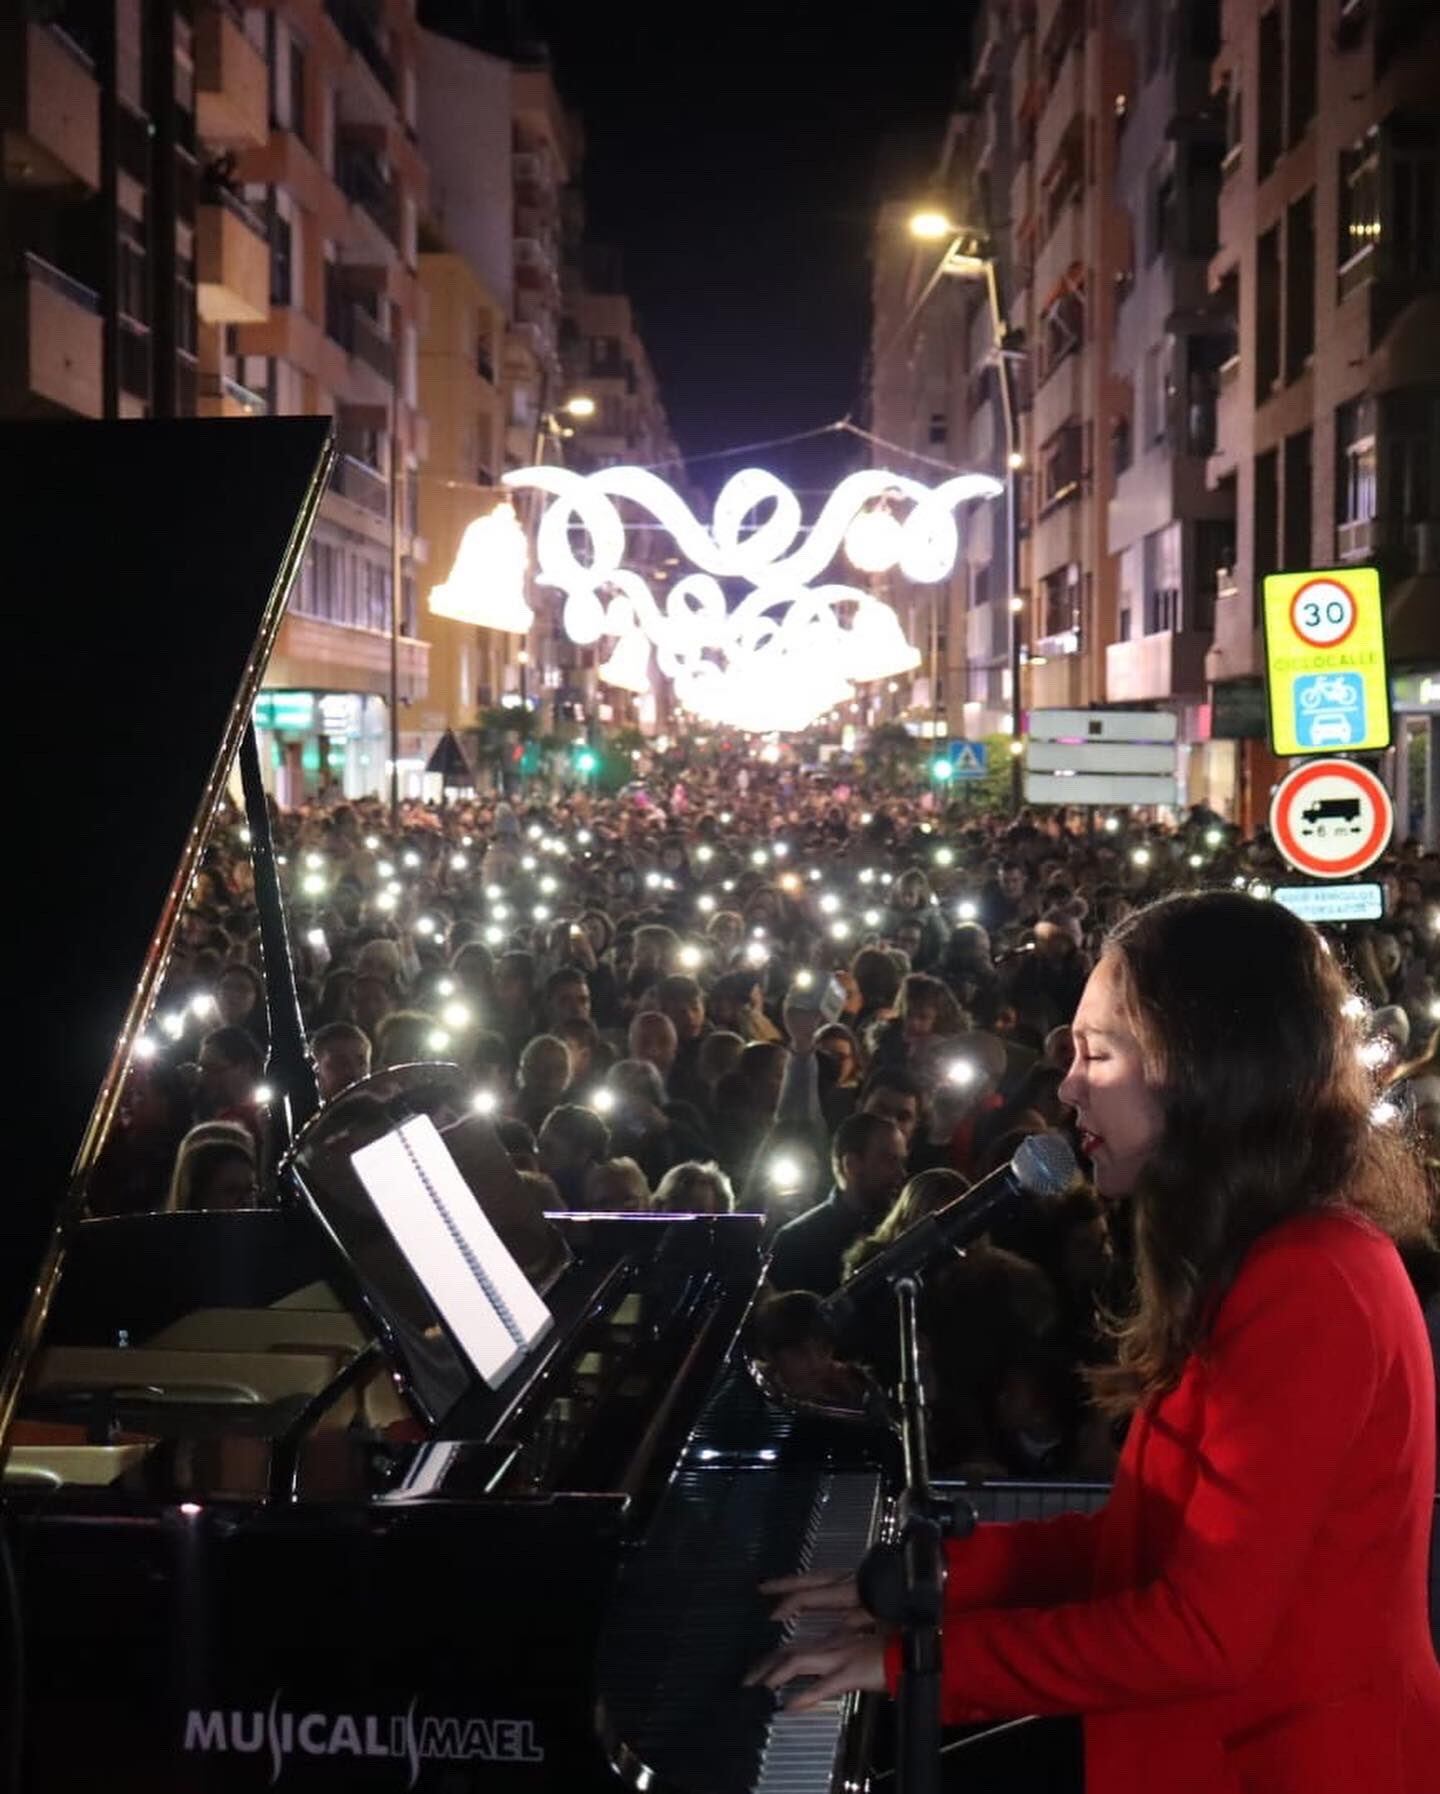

{"left": 351, "top": 1113, "right": 553, "bottom": 1390}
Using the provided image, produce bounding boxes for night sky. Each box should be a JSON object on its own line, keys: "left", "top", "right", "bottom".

{"left": 528, "top": 1, "right": 978, "bottom": 499}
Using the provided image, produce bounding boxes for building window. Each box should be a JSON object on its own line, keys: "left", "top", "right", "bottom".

{"left": 1150, "top": 164, "right": 1174, "bottom": 262}
{"left": 269, "top": 200, "right": 292, "bottom": 307}
{"left": 1143, "top": 524, "right": 1181, "bottom": 634}
{"left": 1040, "top": 280, "right": 1084, "bottom": 379}
{"left": 1112, "top": 407, "right": 1133, "bottom": 475}
{"left": 929, "top": 410, "right": 947, "bottom": 446}
{"left": 1390, "top": 118, "right": 1439, "bottom": 279}
{"left": 1255, "top": 225, "right": 1281, "bottom": 400}
{"left": 1220, "top": 75, "right": 1242, "bottom": 177}
{"left": 289, "top": 38, "right": 306, "bottom": 142}
{"left": 1039, "top": 564, "right": 1081, "bottom": 639}
{"left": 1338, "top": 127, "right": 1379, "bottom": 296}
{"left": 1257, "top": 6, "right": 1283, "bottom": 179}
{"left": 1145, "top": 340, "right": 1173, "bottom": 444}
{"left": 1284, "top": 190, "right": 1315, "bottom": 380}
{"left": 1040, "top": 422, "right": 1084, "bottom": 511}
{"left": 1335, "top": 396, "right": 1376, "bottom": 557}
{"left": 1286, "top": 0, "right": 1317, "bottom": 147}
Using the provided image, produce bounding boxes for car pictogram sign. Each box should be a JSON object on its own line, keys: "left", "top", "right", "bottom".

{"left": 1268, "top": 758, "right": 1394, "bottom": 880}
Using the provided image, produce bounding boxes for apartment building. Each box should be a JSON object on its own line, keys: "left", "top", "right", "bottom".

{"left": 1205, "top": 0, "right": 1439, "bottom": 834}
{"left": 559, "top": 248, "right": 684, "bottom": 733}
{"left": 1106, "top": 0, "right": 1237, "bottom": 810}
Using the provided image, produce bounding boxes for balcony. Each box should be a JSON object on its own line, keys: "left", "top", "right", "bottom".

{"left": 1335, "top": 516, "right": 1374, "bottom": 561}
{"left": 197, "top": 186, "right": 269, "bottom": 323}
{"left": 324, "top": 0, "right": 396, "bottom": 98}
{"left": 197, "top": 371, "right": 268, "bottom": 417}
{"left": 195, "top": 1, "right": 267, "bottom": 149}
{"left": 4, "top": 20, "right": 101, "bottom": 190}
{"left": 1106, "top": 630, "right": 1209, "bottom": 703}
{"left": 350, "top": 304, "right": 395, "bottom": 381}
{"left": 0, "top": 253, "right": 101, "bottom": 417}
{"left": 331, "top": 451, "right": 389, "bottom": 518}
{"left": 338, "top": 145, "right": 399, "bottom": 248}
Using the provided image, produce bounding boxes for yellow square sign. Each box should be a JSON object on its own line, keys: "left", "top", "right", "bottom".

{"left": 1261, "top": 566, "right": 1390, "bottom": 756}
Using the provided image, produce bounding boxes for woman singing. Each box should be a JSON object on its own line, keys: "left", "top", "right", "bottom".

{"left": 753, "top": 892, "right": 1440, "bottom": 1793}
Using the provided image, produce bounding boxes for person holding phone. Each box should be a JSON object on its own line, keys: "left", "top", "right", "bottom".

{"left": 752, "top": 892, "right": 1440, "bottom": 1794}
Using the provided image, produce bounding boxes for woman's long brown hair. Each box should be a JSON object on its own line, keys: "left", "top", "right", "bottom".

{"left": 1089, "top": 891, "right": 1433, "bottom": 1417}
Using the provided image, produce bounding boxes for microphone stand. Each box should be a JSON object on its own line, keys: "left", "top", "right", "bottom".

{"left": 857, "top": 1277, "right": 974, "bottom": 1794}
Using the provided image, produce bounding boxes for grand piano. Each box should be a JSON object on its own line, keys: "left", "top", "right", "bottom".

{"left": 0, "top": 419, "right": 913, "bottom": 1794}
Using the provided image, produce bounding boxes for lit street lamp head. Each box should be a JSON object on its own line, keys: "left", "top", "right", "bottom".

{"left": 908, "top": 209, "right": 955, "bottom": 241}
{"left": 562, "top": 395, "right": 596, "bottom": 419}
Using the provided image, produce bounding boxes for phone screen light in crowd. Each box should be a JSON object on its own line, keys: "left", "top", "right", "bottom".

{"left": 160, "top": 1011, "right": 186, "bottom": 1041}
{"left": 471, "top": 1088, "right": 499, "bottom": 1116}
{"left": 751, "top": 849, "right": 769, "bottom": 867}
{"left": 427, "top": 1029, "right": 451, "bottom": 1055}
{"left": 697, "top": 893, "right": 717, "bottom": 914}
{"left": 1429, "top": 907, "right": 1440, "bottom": 937}
{"left": 809, "top": 868, "right": 823, "bottom": 883}
{"left": 934, "top": 846, "right": 955, "bottom": 868}
{"left": 364, "top": 834, "right": 380, "bottom": 851}
{"left": 415, "top": 916, "right": 437, "bottom": 938}
{"left": 779, "top": 872, "right": 801, "bottom": 893}
{"left": 860, "top": 811, "right": 874, "bottom": 826}
{"left": 386, "top": 880, "right": 404, "bottom": 898}
{"left": 1231, "top": 875, "right": 1247, "bottom": 890}
{"left": 190, "top": 992, "right": 217, "bottom": 1019}
{"left": 436, "top": 977, "right": 456, "bottom": 998}
{"left": 751, "top": 924, "right": 767, "bottom": 939}
{"left": 253, "top": 1083, "right": 275, "bottom": 1105}
{"left": 881, "top": 872, "right": 894, "bottom": 885}
{"left": 1204, "top": 827, "right": 1223, "bottom": 848}
{"left": 719, "top": 811, "right": 733, "bottom": 824}
{"left": 1429, "top": 997, "right": 1440, "bottom": 1022}
{"left": 133, "top": 1034, "right": 158, "bottom": 1061}
{"left": 819, "top": 892, "right": 840, "bottom": 914}
{"left": 1249, "top": 882, "right": 1272, "bottom": 901}
{"left": 239, "top": 826, "right": 253, "bottom": 846}
{"left": 722, "top": 879, "right": 736, "bottom": 893}
{"left": 527, "top": 825, "right": 544, "bottom": 842}
{"left": 1187, "top": 853, "right": 1203, "bottom": 868}
{"left": 485, "top": 924, "right": 504, "bottom": 945}
{"left": 645, "top": 871, "right": 663, "bottom": 889}
{"left": 441, "top": 1000, "right": 472, "bottom": 1031}
{"left": 375, "top": 891, "right": 398, "bottom": 913}
{"left": 696, "top": 844, "right": 714, "bottom": 864}
{"left": 590, "top": 1087, "right": 616, "bottom": 1116}
{"left": 793, "top": 969, "right": 815, "bottom": 991}
{"left": 378, "top": 860, "right": 395, "bottom": 879}
{"left": 403, "top": 851, "right": 421, "bottom": 869}
{"left": 830, "top": 920, "right": 852, "bottom": 942}
{"left": 663, "top": 876, "right": 677, "bottom": 891}
{"left": 484, "top": 883, "right": 503, "bottom": 901}
{"left": 1340, "top": 993, "right": 1367, "bottom": 1020}
{"left": 301, "top": 872, "right": 326, "bottom": 896}
{"left": 277, "top": 855, "right": 288, "bottom": 866}
{"left": 306, "top": 928, "right": 326, "bottom": 950}
{"left": 955, "top": 899, "right": 978, "bottom": 921}
{"left": 945, "top": 1059, "right": 976, "bottom": 1087}
{"left": 768, "top": 1153, "right": 804, "bottom": 1194}
{"left": 533, "top": 904, "right": 551, "bottom": 922}
{"left": 451, "top": 852, "right": 469, "bottom": 871}
{"left": 1131, "top": 848, "right": 1152, "bottom": 867}
{"left": 858, "top": 868, "right": 875, "bottom": 885}
{"left": 1370, "top": 1099, "right": 1400, "bottom": 1128}
{"left": 521, "top": 855, "right": 538, "bottom": 873}
{"left": 1357, "top": 1038, "right": 1392, "bottom": 1070}
{"left": 539, "top": 874, "right": 558, "bottom": 895}
{"left": 678, "top": 944, "right": 704, "bottom": 971}
{"left": 864, "top": 908, "right": 882, "bottom": 927}
{"left": 304, "top": 852, "right": 324, "bottom": 871}
{"left": 461, "top": 834, "right": 473, "bottom": 847}
{"left": 1103, "top": 816, "right": 1121, "bottom": 834}
{"left": 745, "top": 941, "right": 769, "bottom": 967}
{"left": 773, "top": 842, "right": 790, "bottom": 858}
{"left": 577, "top": 829, "right": 592, "bottom": 847}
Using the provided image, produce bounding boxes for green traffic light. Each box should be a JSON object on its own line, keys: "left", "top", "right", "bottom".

{"left": 575, "top": 749, "right": 598, "bottom": 774}
{"left": 931, "top": 757, "right": 954, "bottom": 782}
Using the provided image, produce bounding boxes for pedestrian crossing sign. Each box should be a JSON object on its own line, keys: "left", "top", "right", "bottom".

{"left": 947, "top": 740, "right": 988, "bottom": 779}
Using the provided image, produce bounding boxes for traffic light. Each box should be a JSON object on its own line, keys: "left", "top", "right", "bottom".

{"left": 930, "top": 755, "right": 954, "bottom": 783}
{"left": 574, "top": 747, "right": 598, "bottom": 776}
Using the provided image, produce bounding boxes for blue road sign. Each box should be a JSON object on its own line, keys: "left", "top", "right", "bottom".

{"left": 947, "top": 740, "right": 989, "bottom": 779}
{"left": 1292, "top": 670, "right": 1365, "bottom": 752}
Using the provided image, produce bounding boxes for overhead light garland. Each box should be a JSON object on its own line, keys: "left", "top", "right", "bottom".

{"left": 499, "top": 463, "right": 1000, "bottom": 731}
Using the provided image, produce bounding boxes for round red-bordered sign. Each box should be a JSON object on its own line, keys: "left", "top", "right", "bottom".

{"left": 1269, "top": 759, "right": 1393, "bottom": 880}
{"left": 1288, "top": 577, "right": 1357, "bottom": 650}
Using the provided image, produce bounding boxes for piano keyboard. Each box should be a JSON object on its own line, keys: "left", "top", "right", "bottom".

{"left": 752, "top": 1470, "right": 885, "bottom": 1794}
{"left": 599, "top": 1465, "right": 886, "bottom": 1794}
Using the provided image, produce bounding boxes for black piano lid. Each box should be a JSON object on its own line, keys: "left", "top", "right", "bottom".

{"left": 3, "top": 418, "right": 333, "bottom": 1360}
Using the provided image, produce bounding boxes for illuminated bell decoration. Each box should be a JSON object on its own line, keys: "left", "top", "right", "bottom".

{"left": 497, "top": 463, "right": 1001, "bottom": 733}
{"left": 428, "top": 501, "right": 533, "bottom": 631}
{"left": 599, "top": 602, "right": 653, "bottom": 694}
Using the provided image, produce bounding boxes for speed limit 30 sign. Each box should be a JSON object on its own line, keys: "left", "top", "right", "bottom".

{"left": 1269, "top": 759, "right": 1394, "bottom": 879}
{"left": 1262, "top": 566, "right": 1390, "bottom": 756}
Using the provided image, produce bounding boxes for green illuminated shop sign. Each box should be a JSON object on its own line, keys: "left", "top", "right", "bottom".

{"left": 254, "top": 690, "right": 315, "bottom": 732}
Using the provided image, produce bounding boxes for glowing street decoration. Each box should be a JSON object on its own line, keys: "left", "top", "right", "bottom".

{"left": 428, "top": 501, "right": 533, "bottom": 631}
{"left": 500, "top": 463, "right": 1001, "bottom": 732}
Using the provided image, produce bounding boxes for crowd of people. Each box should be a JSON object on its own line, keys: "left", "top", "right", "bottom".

{"left": 96, "top": 760, "right": 1440, "bottom": 1481}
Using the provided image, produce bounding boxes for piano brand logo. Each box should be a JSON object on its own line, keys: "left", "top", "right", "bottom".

{"left": 182, "top": 1690, "right": 544, "bottom": 1787}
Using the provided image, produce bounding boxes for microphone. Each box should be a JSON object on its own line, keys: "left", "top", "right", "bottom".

{"left": 820, "top": 1131, "right": 1077, "bottom": 1331}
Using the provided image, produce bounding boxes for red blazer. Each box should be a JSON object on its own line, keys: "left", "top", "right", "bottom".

{"left": 886, "top": 1210, "right": 1440, "bottom": 1792}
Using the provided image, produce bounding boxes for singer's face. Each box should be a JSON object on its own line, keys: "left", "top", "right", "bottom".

{"left": 1058, "top": 955, "right": 1163, "bottom": 1197}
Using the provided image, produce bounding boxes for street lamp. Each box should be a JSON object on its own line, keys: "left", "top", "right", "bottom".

{"left": 905, "top": 208, "right": 1026, "bottom": 812}
{"left": 561, "top": 394, "right": 596, "bottom": 419}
